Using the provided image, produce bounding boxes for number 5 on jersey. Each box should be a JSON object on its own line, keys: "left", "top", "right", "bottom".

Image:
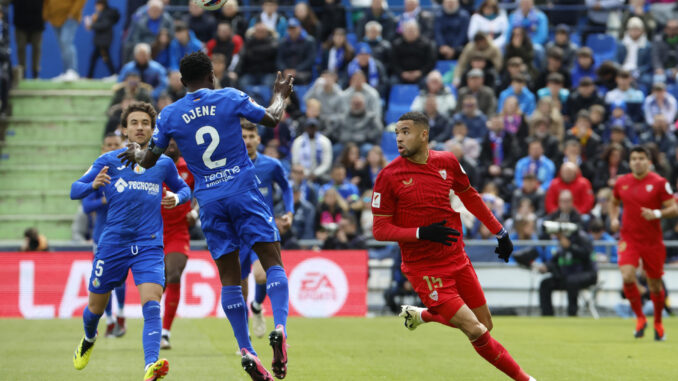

{"left": 196, "top": 126, "right": 226, "bottom": 169}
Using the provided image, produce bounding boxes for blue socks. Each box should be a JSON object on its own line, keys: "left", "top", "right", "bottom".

{"left": 142, "top": 300, "right": 162, "bottom": 367}
{"left": 115, "top": 284, "right": 126, "bottom": 311}
{"left": 266, "top": 266, "right": 289, "bottom": 335}
{"left": 83, "top": 306, "right": 102, "bottom": 340}
{"left": 221, "top": 286, "right": 255, "bottom": 355}
{"left": 104, "top": 298, "right": 113, "bottom": 318}
{"left": 254, "top": 283, "right": 267, "bottom": 305}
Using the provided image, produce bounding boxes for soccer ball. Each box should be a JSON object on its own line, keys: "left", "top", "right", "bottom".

{"left": 191, "top": 0, "right": 228, "bottom": 11}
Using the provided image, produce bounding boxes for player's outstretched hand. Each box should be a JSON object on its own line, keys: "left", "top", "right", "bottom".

{"left": 273, "top": 71, "right": 294, "bottom": 99}
{"left": 495, "top": 231, "right": 513, "bottom": 263}
{"left": 162, "top": 190, "right": 179, "bottom": 209}
{"left": 418, "top": 220, "right": 460, "bottom": 246}
{"left": 117, "top": 142, "right": 141, "bottom": 167}
{"left": 92, "top": 166, "right": 110, "bottom": 190}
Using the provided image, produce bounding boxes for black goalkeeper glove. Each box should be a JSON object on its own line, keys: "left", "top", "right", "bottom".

{"left": 418, "top": 220, "right": 461, "bottom": 246}
{"left": 495, "top": 228, "right": 513, "bottom": 263}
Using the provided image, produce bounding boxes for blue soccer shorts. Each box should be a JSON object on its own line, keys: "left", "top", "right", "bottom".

{"left": 89, "top": 244, "right": 165, "bottom": 293}
{"left": 200, "top": 188, "right": 280, "bottom": 261}
{"left": 239, "top": 247, "right": 259, "bottom": 280}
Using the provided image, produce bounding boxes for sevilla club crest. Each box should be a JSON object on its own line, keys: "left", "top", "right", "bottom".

{"left": 429, "top": 290, "right": 439, "bottom": 301}
{"left": 646, "top": 184, "right": 653, "bottom": 192}
{"left": 439, "top": 170, "right": 447, "bottom": 180}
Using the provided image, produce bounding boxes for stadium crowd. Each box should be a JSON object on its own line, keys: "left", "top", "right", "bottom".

{"left": 8, "top": 0, "right": 678, "bottom": 264}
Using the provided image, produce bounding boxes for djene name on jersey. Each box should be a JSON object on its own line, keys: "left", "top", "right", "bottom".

{"left": 181, "top": 105, "right": 217, "bottom": 124}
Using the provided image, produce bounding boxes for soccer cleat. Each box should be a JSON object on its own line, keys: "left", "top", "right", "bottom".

{"left": 73, "top": 335, "right": 96, "bottom": 370}
{"left": 399, "top": 305, "right": 425, "bottom": 331}
{"left": 241, "top": 348, "right": 274, "bottom": 381}
{"left": 528, "top": 377, "right": 537, "bottom": 381}
{"left": 104, "top": 322, "right": 116, "bottom": 338}
{"left": 269, "top": 325, "right": 288, "bottom": 379}
{"left": 114, "top": 317, "right": 127, "bottom": 337}
{"left": 160, "top": 334, "right": 171, "bottom": 350}
{"left": 634, "top": 318, "right": 647, "bottom": 338}
{"left": 144, "top": 358, "right": 169, "bottom": 381}
{"left": 654, "top": 323, "right": 665, "bottom": 341}
{"left": 251, "top": 302, "right": 267, "bottom": 339}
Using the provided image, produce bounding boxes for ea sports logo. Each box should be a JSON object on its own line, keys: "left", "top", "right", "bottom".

{"left": 115, "top": 178, "right": 128, "bottom": 193}
{"left": 288, "top": 258, "right": 348, "bottom": 317}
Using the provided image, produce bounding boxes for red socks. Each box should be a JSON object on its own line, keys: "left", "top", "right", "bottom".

{"left": 650, "top": 289, "right": 665, "bottom": 325}
{"left": 421, "top": 309, "right": 456, "bottom": 328}
{"left": 162, "top": 283, "right": 181, "bottom": 331}
{"left": 471, "top": 331, "right": 530, "bottom": 381}
{"left": 622, "top": 283, "right": 645, "bottom": 320}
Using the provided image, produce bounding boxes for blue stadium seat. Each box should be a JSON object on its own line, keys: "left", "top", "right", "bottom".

{"left": 389, "top": 84, "right": 420, "bottom": 108}
{"left": 668, "top": 84, "right": 678, "bottom": 101}
{"left": 586, "top": 34, "right": 617, "bottom": 64}
{"left": 385, "top": 109, "right": 404, "bottom": 125}
{"left": 346, "top": 33, "right": 358, "bottom": 48}
{"left": 380, "top": 131, "right": 399, "bottom": 161}
{"left": 245, "top": 85, "right": 272, "bottom": 105}
{"left": 294, "top": 84, "right": 311, "bottom": 112}
{"left": 435, "top": 60, "right": 456, "bottom": 76}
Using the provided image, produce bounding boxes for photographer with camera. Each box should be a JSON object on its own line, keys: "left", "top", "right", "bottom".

{"left": 538, "top": 221, "right": 597, "bottom": 316}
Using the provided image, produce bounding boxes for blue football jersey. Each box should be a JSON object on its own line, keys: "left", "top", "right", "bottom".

{"left": 151, "top": 88, "right": 267, "bottom": 206}
{"left": 252, "top": 153, "right": 294, "bottom": 215}
{"left": 71, "top": 149, "right": 191, "bottom": 247}
{"left": 82, "top": 188, "right": 108, "bottom": 244}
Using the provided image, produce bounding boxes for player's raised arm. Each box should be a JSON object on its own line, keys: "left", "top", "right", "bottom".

{"left": 273, "top": 162, "right": 294, "bottom": 218}
{"left": 259, "top": 72, "right": 294, "bottom": 128}
{"left": 70, "top": 157, "right": 109, "bottom": 200}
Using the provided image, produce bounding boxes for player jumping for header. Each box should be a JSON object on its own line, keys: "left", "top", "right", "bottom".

{"left": 118, "top": 52, "right": 293, "bottom": 381}
{"left": 372, "top": 112, "right": 535, "bottom": 381}
{"left": 609, "top": 145, "right": 678, "bottom": 341}
{"left": 71, "top": 102, "right": 192, "bottom": 381}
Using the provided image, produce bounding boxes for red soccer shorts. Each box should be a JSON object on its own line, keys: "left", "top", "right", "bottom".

{"left": 164, "top": 228, "right": 190, "bottom": 256}
{"left": 617, "top": 240, "right": 665, "bottom": 278}
{"left": 403, "top": 259, "right": 486, "bottom": 315}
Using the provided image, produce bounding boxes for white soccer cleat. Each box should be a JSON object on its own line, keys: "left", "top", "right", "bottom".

{"left": 528, "top": 377, "right": 537, "bottom": 381}
{"left": 399, "top": 305, "right": 425, "bottom": 331}
{"left": 250, "top": 302, "right": 267, "bottom": 339}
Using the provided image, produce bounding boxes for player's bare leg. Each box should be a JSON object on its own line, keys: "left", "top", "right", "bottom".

{"left": 252, "top": 242, "right": 289, "bottom": 379}
{"left": 216, "top": 252, "right": 274, "bottom": 381}
{"left": 646, "top": 277, "right": 666, "bottom": 341}
{"left": 74, "top": 291, "right": 110, "bottom": 370}
{"left": 450, "top": 303, "right": 533, "bottom": 381}
{"left": 250, "top": 259, "right": 268, "bottom": 338}
{"left": 162, "top": 252, "right": 188, "bottom": 349}
{"left": 620, "top": 265, "right": 647, "bottom": 338}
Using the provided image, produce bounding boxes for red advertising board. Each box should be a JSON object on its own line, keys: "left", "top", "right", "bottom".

{"left": 0, "top": 250, "right": 368, "bottom": 318}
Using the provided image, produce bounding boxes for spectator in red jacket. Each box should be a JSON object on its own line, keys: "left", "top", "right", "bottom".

{"left": 545, "top": 162, "right": 594, "bottom": 215}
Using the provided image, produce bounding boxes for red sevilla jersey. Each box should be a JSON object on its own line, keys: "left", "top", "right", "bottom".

{"left": 162, "top": 157, "right": 195, "bottom": 232}
{"left": 371, "top": 150, "right": 470, "bottom": 271}
{"left": 613, "top": 171, "right": 673, "bottom": 245}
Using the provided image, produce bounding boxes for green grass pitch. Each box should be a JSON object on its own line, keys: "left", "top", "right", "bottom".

{"left": 0, "top": 317, "right": 675, "bottom": 380}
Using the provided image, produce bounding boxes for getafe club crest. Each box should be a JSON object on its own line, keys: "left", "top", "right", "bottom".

{"left": 133, "top": 164, "right": 146, "bottom": 174}
{"left": 646, "top": 184, "right": 653, "bottom": 192}
{"left": 429, "top": 290, "right": 439, "bottom": 301}
{"left": 439, "top": 170, "right": 447, "bottom": 180}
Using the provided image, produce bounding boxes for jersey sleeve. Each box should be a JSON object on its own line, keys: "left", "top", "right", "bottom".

{"left": 150, "top": 109, "right": 171, "bottom": 152}
{"left": 449, "top": 153, "right": 471, "bottom": 192}
{"left": 70, "top": 155, "right": 108, "bottom": 200}
{"left": 163, "top": 159, "right": 192, "bottom": 205}
{"left": 371, "top": 170, "right": 396, "bottom": 216}
{"left": 233, "top": 89, "right": 267, "bottom": 123}
{"left": 273, "top": 160, "right": 294, "bottom": 214}
{"left": 82, "top": 189, "right": 106, "bottom": 214}
{"left": 659, "top": 177, "right": 673, "bottom": 202}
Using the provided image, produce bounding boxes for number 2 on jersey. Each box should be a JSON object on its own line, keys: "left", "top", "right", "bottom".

{"left": 195, "top": 126, "right": 227, "bottom": 169}
{"left": 423, "top": 276, "right": 442, "bottom": 291}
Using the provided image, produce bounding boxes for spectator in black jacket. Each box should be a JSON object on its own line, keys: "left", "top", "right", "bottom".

{"left": 322, "top": 214, "right": 367, "bottom": 250}
{"left": 479, "top": 115, "right": 519, "bottom": 199}
{"left": 396, "top": 0, "right": 435, "bottom": 40}
{"left": 533, "top": 46, "right": 572, "bottom": 92}
{"left": 319, "top": 0, "right": 347, "bottom": 44}
{"left": 362, "top": 21, "right": 392, "bottom": 71}
{"left": 539, "top": 228, "right": 597, "bottom": 316}
{"left": 565, "top": 77, "right": 604, "bottom": 124}
{"left": 347, "top": 43, "right": 388, "bottom": 98}
{"left": 12, "top": 0, "right": 44, "bottom": 78}
{"left": 277, "top": 18, "right": 316, "bottom": 85}
{"left": 511, "top": 173, "right": 545, "bottom": 218}
{"left": 424, "top": 95, "right": 453, "bottom": 149}
{"left": 86, "top": 0, "right": 120, "bottom": 78}
{"left": 184, "top": 2, "right": 216, "bottom": 43}
{"left": 238, "top": 22, "right": 278, "bottom": 87}
{"left": 292, "top": 185, "right": 316, "bottom": 240}
{"left": 356, "top": 0, "right": 397, "bottom": 42}
{"left": 216, "top": 0, "right": 248, "bottom": 38}
{"left": 391, "top": 21, "right": 436, "bottom": 85}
